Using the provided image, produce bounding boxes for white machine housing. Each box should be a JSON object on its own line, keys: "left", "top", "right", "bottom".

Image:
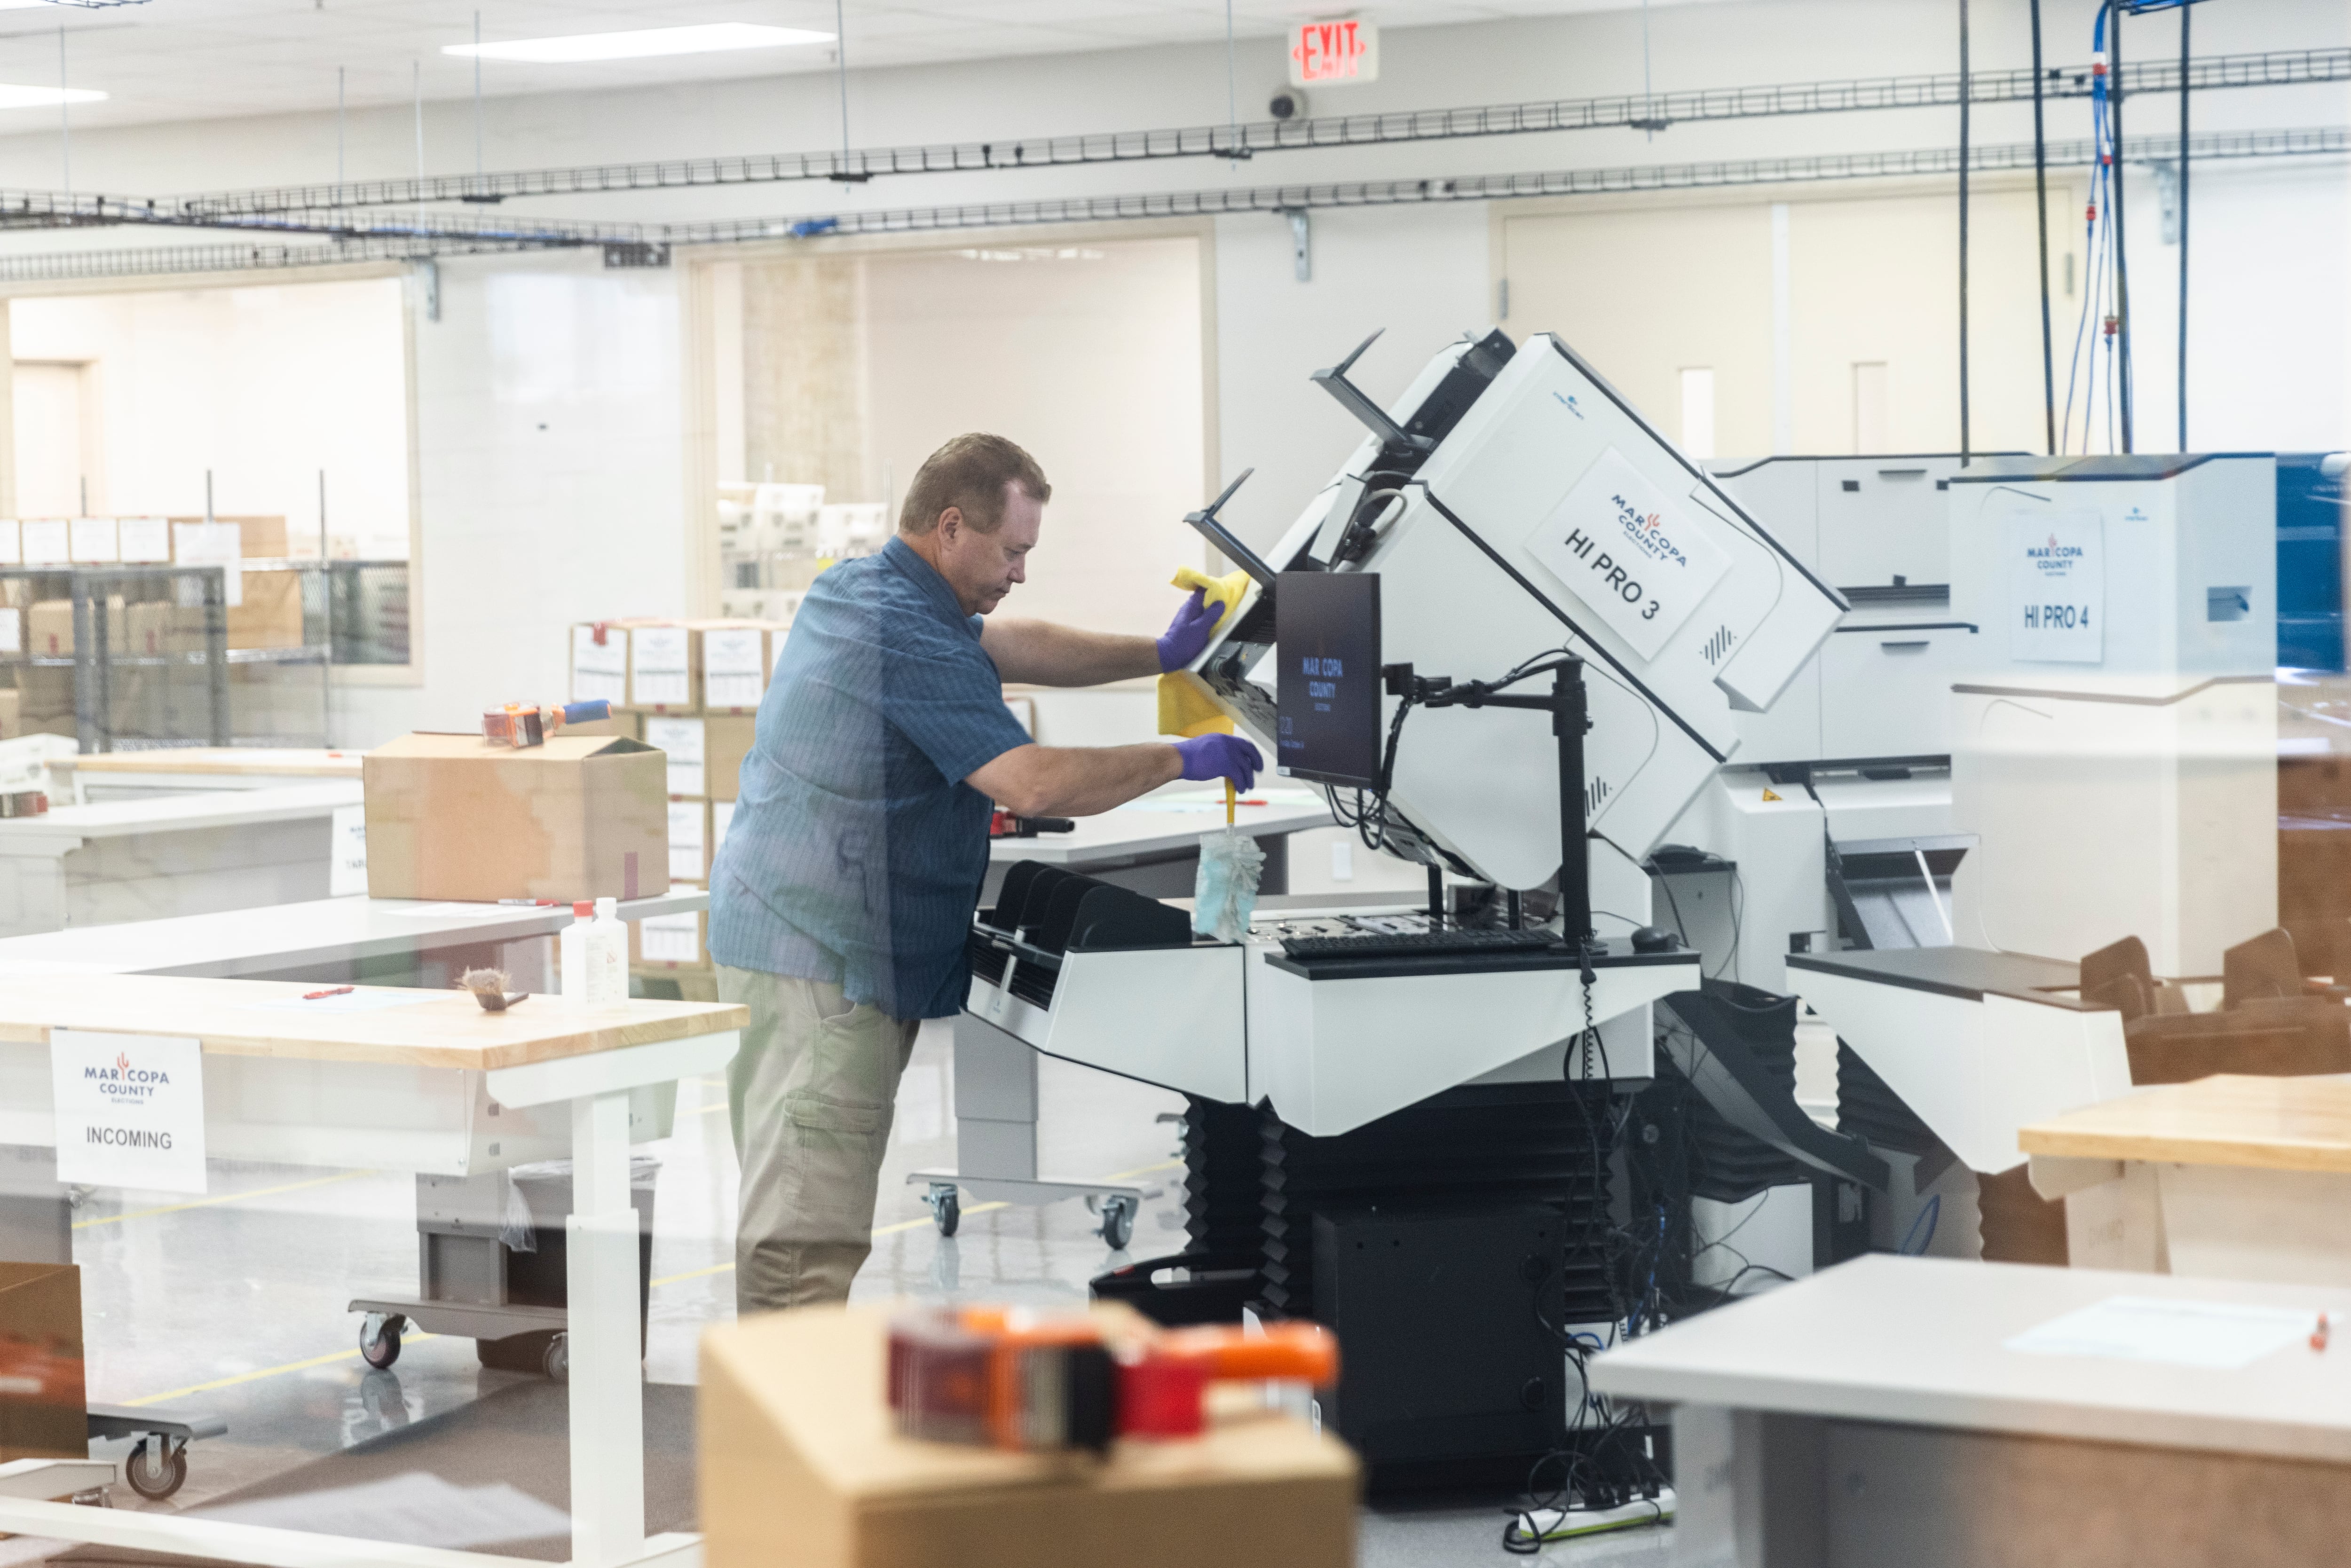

{"left": 1182, "top": 332, "right": 1847, "bottom": 889}
{"left": 1706, "top": 455, "right": 1995, "bottom": 767}
{"left": 1946, "top": 455, "right": 2278, "bottom": 976}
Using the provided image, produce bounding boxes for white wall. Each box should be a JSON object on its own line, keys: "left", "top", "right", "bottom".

{"left": 0, "top": 0, "right": 2334, "bottom": 744}
{"left": 332, "top": 253, "right": 686, "bottom": 745}
{"left": 11, "top": 278, "right": 410, "bottom": 552}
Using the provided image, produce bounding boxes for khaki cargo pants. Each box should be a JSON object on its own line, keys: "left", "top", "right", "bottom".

{"left": 717, "top": 967, "right": 920, "bottom": 1316}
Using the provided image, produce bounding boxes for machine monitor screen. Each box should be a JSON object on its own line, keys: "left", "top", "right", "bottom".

{"left": 1275, "top": 569, "right": 1381, "bottom": 788}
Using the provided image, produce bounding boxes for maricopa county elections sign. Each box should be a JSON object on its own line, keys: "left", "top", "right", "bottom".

{"left": 2004, "top": 506, "right": 2105, "bottom": 664}
{"left": 1525, "top": 447, "right": 1733, "bottom": 661}
{"left": 50, "top": 1029, "right": 208, "bottom": 1193}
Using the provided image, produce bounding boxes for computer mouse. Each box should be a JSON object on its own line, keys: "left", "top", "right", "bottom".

{"left": 1629, "top": 926, "right": 1680, "bottom": 953}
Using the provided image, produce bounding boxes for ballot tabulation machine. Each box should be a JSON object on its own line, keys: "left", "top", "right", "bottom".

{"left": 971, "top": 328, "right": 1869, "bottom": 1485}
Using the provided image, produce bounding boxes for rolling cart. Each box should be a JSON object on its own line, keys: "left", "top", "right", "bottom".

{"left": 349, "top": 1158, "right": 657, "bottom": 1381}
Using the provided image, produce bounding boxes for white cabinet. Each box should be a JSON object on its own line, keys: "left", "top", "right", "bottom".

{"left": 1819, "top": 622, "right": 1977, "bottom": 760}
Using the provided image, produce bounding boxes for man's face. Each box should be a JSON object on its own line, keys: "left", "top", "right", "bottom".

{"left": 939, "top": 481, "right": 1042, "bottom": 615}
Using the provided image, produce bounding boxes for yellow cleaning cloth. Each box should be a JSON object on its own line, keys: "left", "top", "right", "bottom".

{"left": 1155, "top": 566, "right": 1255, "bottom": 738}
{"left": 1172, "top": 565, "right": 1254, "bottom": 636}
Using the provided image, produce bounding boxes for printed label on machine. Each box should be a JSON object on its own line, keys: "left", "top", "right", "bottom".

{"left": 2004, "top": 505, "right": 2104, "bottom": 663}
{"left": 50, "top": 1029, "right": 208, "bottom": 1194}
{"left": 1523, "top": 447, "right": 1732, "bottom": 661}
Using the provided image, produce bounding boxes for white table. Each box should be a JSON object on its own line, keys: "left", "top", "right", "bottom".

{"left": 0, "top": 975, "right": 743, "bottom": 1568}
{"left": 0, "top": 887, "right": 710, "bottom": 983}
{"left": 53, "top": 747, "right": 362, "bottom": 803}
{"left": 2023, "top": 1072, "right": 2351, "bottom": 1283}
{"left": 0, "top": 780, "right": 364, "bottom": 938}
{"left": 1590, "top": 1254, "right": 2351, "bottom": 1567}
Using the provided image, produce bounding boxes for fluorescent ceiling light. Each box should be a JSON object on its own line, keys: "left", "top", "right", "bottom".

{"left": 445, "top": 23, "right": 833, "bottom": 64}
{"left": 0, "top": 84, "right": 106, "bottom": 109}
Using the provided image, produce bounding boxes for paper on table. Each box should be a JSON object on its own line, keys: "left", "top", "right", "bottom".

{"left": 194, "top": 1471, "right": 571, "bottom": 1548}
{"left": 382, "top": 901, "right": 533, "bottom": 919}
{"left": 245, "top": 989, "right": 446, "bottom": 1014}
{"left": 2004, "top": 1294, "right": 2335, "bottom": 1371}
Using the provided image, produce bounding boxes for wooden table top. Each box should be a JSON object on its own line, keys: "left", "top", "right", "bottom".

{"left": 60, "top": 748, "right": 363, "bottom": 777}
{"left": 0, "top": 973, "right": 746, "bottom": 1072}
{"left": 2019, "top": 1074, "right": 2351, "bottom": 1174}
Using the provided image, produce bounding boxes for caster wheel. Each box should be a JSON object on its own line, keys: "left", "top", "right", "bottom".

{"left": 928, "top": 1183, "right": 961, "bottom": 1238}
{"left": 1098, "top": 1195, "right": 1136, "bottom": 1251}
{"left": 359, "top": 1312, "right": 405, "bottom": 1370}
{"left": 544, "top": 1332, "right": 569, "bottom": 1383}
{"left": 125, "top": 1438, "right": 188, "bottom": 1501}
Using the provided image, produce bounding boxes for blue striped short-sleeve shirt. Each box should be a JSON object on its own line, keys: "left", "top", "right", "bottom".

{"left": 707, "top": 537, "right": 1033, "bottom": 1020}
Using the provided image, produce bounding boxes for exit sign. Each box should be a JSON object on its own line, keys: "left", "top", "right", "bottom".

{"left": 1290, "top": 16, "right": 1378, "bottom": 87}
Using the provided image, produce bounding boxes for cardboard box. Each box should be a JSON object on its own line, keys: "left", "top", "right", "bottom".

{"left": 706, "top": 716, "right": 757, "bottom": 802}
{"left": 24, "top": 598, "right": 129, "bottom": 657}
{"left": 569, "top": 619, "right": 659, "bottom": 709}
{"left": 625, "top": 622, "right": 697, "bottom": 714}
{"left": 566, "top": 709, "right": 639, "bottom": 741}
{"left": 0, "top": 1262, "right": 87, "bottom": 1464}
{"left": 0, "top": 687, "right": 18, "bottom": 741}
{"left": 12, "top": 667, "right": 73, "bottom": 725}
{"left": 25, "top": 600, "right": 71, "bottom": 659}
{"left": 170, "top": 514, "right": 288, "bottom": 560}
{"left": 666, "top": 799, "right": 706, "bottom": 884}
{"left": 227, "top": 569, "right": 305, "bottom": 650}
{"left": 363, "top": 732, "right": 669, "bottom": 904}
{"left": 125, "top": 599, "right": 209, "bottom": 657}
{"left": 692, "top": 620, "right": 778, "bottom": 713}
{"left": 642, "top": 715, "right": 709, "bottom": 798}
{"left": 699, "top": 1304, "right": 1357, "bottom": 1568}
{"left": 631, "top": 890, "right": 709, "bottom": 971}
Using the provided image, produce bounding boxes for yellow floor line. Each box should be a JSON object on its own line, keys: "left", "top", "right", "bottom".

{"left": 648, "top": 1198, "right": 1025, "bottom": 1287}
{"left": 124, "top": 1333, "right": 437, "bottom": 1408}
{"left": 73, "top": 1171, "right": 374, "bottom": 1231}
{"left": 872, "top": 1201, "right": 1008, "bottom": 1238}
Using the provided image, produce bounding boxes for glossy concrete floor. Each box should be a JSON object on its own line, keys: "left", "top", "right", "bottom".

{"left": 54, "top": 1019, "right": 1668, "bottom": 1567}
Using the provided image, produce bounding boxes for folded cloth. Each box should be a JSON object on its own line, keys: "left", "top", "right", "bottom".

{"left": 1156, "top": 566, "right": 1255, "bottom": 739}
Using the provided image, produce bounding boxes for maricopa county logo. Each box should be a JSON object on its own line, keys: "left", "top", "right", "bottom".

{"left": 83, "top": 1049, "right": 172, "bottom": 1105}
{"left": 2023, "top": 532, "right": 2086, "bottom": 573}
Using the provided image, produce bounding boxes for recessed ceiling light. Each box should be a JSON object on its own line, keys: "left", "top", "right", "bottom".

{"left": 444, "top": 23, "right": 834, "bottom": 64}
{"left": 0, "top": 84, "right": 105, "bottom": 109}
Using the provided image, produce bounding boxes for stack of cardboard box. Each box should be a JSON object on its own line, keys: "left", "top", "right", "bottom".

{"left": 570, "top": 618, "right": 786, "bottom": 983}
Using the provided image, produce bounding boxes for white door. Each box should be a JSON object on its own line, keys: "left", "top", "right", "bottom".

{"left": 13, "top": 360, "right": 95, "bottom": 516}
{"left": 1502, "top": 201, "right": 1776, "bottom": 457}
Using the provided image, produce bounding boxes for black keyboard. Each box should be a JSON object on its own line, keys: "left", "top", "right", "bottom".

{"left": 1278, "top": 928, "right": 1562, "bottom": 962}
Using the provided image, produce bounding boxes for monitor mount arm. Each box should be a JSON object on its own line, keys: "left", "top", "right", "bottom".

{"left": 1381, "top": 656, "right": 1594, "bottom": 953}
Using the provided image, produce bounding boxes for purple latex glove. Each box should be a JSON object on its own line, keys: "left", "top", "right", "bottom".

{"left": 1173, "top": 733, "right": 1264, "bottom": 790}
{"left": 1156, "top": 590, "right": 1223, "bottom": 672}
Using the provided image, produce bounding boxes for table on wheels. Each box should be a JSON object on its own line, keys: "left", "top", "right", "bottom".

{"left": 0, "top": 973, "right": 745, "bottom": 1568}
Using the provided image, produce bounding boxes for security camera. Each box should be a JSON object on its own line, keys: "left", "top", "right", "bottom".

{"left": 1269, "top": 89, "right": 1308, "bottom": 121}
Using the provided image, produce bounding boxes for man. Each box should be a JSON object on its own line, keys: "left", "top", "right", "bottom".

{"left": 707, "top": 432, "right": 1261, "bottom": 1315}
